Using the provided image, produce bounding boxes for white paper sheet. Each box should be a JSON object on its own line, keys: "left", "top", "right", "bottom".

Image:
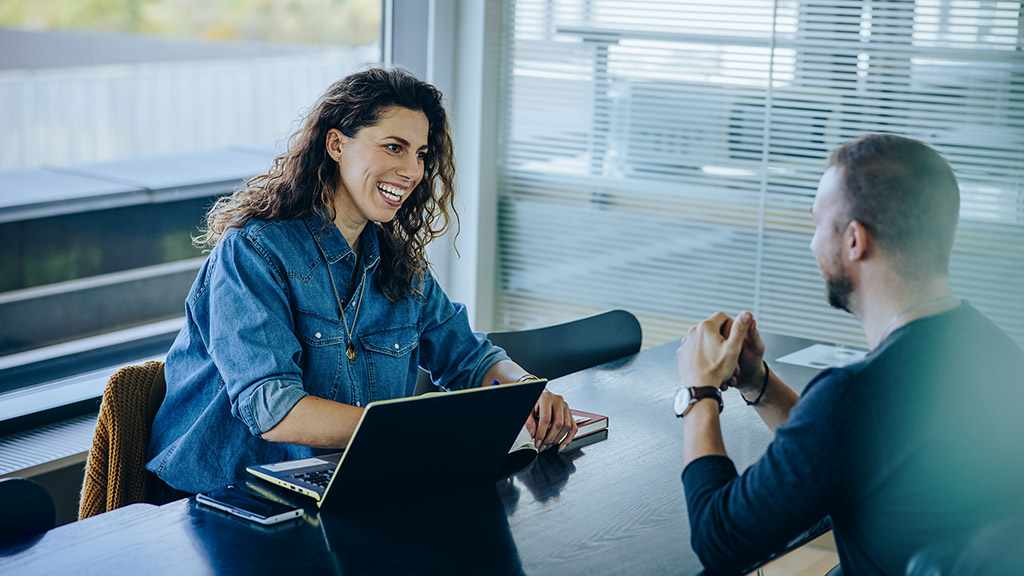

{"left": 776, "top": 344, "right": 867, "bottom": 369}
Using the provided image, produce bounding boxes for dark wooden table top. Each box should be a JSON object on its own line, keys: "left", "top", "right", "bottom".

{"left": 0, "top": 332, "right": 827, "bottom": 575}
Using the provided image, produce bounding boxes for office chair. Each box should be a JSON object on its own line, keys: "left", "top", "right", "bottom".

{"left": 0, "top": 477, "right": 56, "bottom": 545}
{"left": 488, "top": 309, "right": 642, "bottom": 380}
{"left": 904, "top": 514, "right": 1024, "bottom": 576}
{"left": 416, "top": 310, "right": 642, "bottom": 395}
{"left": 79, "top": 360, "right": 166, "bottom": 520}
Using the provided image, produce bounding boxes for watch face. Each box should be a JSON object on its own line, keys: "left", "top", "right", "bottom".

{"left": 674, "top": 386, "right": 689, "bottom": 416}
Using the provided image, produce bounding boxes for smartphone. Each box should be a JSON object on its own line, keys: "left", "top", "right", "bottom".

{"left": 196, "top": 485, "right": 303, "bottom": 525}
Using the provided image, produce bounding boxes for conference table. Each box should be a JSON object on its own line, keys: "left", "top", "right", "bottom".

{"left": 1, "top": 332, "right": 831, "bottom": 575}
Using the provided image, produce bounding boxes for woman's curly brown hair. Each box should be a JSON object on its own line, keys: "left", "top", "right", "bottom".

{"left": 197, "top": 66, "right": 457, "bottom": 301}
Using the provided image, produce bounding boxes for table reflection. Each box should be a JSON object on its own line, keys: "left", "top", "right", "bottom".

{"left": 319, "top": 482, "right": 524, "bottom": 576}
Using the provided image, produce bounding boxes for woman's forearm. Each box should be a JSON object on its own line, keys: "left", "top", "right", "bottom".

{"left": 481, "top": 359, "right": 533, "bottom": 386}
{"left": 260, "top": 395, "right": 364, "bottom": 449}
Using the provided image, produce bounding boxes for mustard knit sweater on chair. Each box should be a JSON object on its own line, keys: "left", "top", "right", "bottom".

{"left": 79, "top": 360, "right": 166, "bottom": 520}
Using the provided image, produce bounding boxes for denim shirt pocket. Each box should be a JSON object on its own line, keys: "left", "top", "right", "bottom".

{"left": 294, "top": 310, "right": 345, "bottom": 401}
{"left": 359, "top": 324, "right": 418, "bottom": 401}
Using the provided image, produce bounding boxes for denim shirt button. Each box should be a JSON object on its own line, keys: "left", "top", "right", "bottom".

{"left": 393, "top": 343, "right": 399, "bottom": 349}
{"left": 315, "top": 332, "right": 322, "bottom": 339}
{"left": 356, "top": 401, "right": 361, "bottom": 407}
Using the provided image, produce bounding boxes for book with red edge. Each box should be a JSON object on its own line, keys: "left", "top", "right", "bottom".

{"left": 501, "top": 408, "right": 610, "bottom": 475}
{"left": 571, "top": 409, "right": 608, "bottom": 439}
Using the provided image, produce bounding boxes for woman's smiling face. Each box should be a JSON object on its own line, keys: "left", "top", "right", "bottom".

{"left": 327, "top": 106, "right": 429, "bottom": 240}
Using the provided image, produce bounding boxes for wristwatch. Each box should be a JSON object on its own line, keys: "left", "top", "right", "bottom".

{"left": 674, "top": 386, "right": 723, "bottom": 418}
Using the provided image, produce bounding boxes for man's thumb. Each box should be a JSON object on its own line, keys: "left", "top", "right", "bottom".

{"left": 726, "top": 311, "right": 753, "bottom": 351}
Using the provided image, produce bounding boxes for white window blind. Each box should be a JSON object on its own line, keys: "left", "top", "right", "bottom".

{"left": 495, "top": 0, "right": 1024, "bottom": 349}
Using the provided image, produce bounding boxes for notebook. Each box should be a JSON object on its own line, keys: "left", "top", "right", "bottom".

{"left": 247, "top": 378, "right": 547, "bottom": 509}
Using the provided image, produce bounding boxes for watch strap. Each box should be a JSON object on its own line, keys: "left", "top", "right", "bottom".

{"left": 678, "top": 386, "right": 723, "bottom": 417}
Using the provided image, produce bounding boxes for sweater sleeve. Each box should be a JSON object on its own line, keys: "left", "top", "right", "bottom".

{"left": 682, "top": 369, "right": 861, "bottom": 574}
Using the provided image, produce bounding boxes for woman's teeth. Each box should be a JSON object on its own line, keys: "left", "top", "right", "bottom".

{"left": 377, "top": 183, "right": 404, "bottom": 202}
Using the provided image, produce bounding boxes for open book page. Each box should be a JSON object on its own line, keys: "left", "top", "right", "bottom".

{"left": 499, "top": 424, "right": 539, "bottom": 477}
{"left": 507, "top": 408, "right": 610, "bottom": 456}
{"left": 508, "top": 424, "right": 538, "bottom": 455}
{"left": 499, "top": 410, "right": 611, "bottom": 477}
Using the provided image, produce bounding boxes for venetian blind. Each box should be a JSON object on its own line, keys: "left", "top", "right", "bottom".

{"left": 494, "top": 0, "right": 1024, "bottom": 349}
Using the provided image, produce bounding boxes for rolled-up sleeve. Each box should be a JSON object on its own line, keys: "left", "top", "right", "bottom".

{"left": 416, "top": 272, "right": 510, "bottom": 390}
{"left": 465, "top": 329, "right": 511, "bottom": 388}
{"left": 238, "top": 378, "right": 309, "bottom": 435}
{"left": 195, "top": 232, "right": 308, "bottom": 435}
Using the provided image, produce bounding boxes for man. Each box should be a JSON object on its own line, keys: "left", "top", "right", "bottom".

{"left": 674, "top": 134, "right": 1024, "bottom": 575}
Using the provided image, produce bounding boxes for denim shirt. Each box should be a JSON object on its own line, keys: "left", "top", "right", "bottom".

{"left": 146, "top": 211, "right": 509, "bottom": 493}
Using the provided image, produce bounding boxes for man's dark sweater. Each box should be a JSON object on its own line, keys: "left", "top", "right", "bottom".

{"left": 683, "top": 304, "right": 1024, "bottom": 575}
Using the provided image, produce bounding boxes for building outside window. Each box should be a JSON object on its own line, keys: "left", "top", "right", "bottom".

{"left": 0, "top": 0, "right": 380, "bottom": 392}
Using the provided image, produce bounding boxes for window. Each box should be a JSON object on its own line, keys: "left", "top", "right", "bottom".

{"left": 495, "top": 0, "right": 1024, "bottom": 348}
{"left": 0, "top": 0, "right": 380, "bottom": 171}
{"left": 0, "top": 1, "right": 380, "bottom": 398}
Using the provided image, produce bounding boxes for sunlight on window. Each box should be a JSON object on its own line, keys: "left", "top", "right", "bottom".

{"left": 0, "top": 0, "right": 381, "bottom": 171}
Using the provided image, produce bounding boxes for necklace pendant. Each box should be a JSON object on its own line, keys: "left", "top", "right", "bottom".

{"left": 346, "top": 343, "right": 357, "bottom": 364}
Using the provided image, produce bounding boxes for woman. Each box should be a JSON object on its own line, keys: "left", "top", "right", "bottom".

{"left": 146, "top": 67, "right": 576, "bottom": 496}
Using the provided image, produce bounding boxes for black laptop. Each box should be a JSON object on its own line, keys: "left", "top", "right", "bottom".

{"left": 247, "top": 379, "right": 546, "bottom": 508}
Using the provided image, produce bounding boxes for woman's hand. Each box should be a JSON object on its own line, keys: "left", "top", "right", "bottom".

{"left": 526, "top": 389, "right": 578, "bottom": 452}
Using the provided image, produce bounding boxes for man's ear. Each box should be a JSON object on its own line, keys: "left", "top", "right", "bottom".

{"left": 325, "top": 128, "right": 344, "bottom": 162}
{"left": 846, "top": 219, "right": 870, "bottom": 262}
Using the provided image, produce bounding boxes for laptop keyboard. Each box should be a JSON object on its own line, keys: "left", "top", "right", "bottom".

{"left": 294, "top": 471, "right": 331, "bottom": 489}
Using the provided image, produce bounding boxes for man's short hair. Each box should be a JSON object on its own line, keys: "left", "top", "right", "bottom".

{"left": 828, "top": 133, "right": 960, "bottom": 278}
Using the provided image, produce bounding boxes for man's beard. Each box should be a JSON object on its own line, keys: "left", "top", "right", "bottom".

{"left": 824, "top": 266, "right": 854, "bottom": 313}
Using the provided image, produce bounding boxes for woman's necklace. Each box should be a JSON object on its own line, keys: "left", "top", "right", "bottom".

{"left": 321, "top": 248, "right": 366, "bottom": 364}
{"left": 876, "top": 295, "right": 960, "bottom": 346}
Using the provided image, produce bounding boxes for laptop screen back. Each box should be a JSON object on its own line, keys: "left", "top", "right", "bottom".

{"left": 318, "top": 379, "right": 546, "bottom": 508}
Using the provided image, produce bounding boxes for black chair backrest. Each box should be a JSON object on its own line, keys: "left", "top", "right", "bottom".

{"left": 487, "top": 309, "right": 642, "bottom": 381}
{"left": 415, "top": 310, "right": 642, "bottom": 395}
{"left": 0, "top": 477, "right": 56, "bottom": 545}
